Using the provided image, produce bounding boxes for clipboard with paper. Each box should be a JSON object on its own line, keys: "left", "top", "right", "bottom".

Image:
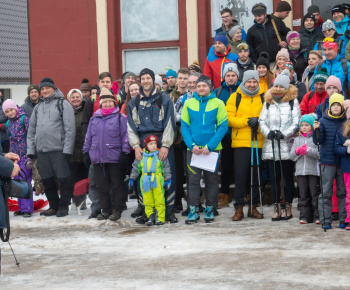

{"left": 190, "top": 152, "right": 219, "bottom": 173}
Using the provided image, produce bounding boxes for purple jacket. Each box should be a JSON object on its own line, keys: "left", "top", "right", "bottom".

{"left": 5, "top": 107, "right": 29, "bottom": 159}
{"left": 83, "top": 107, "right": 130, "bottom": 164}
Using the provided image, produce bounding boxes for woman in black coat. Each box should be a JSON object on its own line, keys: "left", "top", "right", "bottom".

{"left": 286, "top": 31, "right": 308, "bottom": 81}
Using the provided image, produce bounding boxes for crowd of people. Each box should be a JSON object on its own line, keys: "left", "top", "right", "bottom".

{"left": 1, "top": 2, "right": 350, "bottom": 230}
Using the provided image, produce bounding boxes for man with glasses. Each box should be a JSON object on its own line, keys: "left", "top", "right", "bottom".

{"left": 215, "top": 8, "right": 247, "bottom": 40}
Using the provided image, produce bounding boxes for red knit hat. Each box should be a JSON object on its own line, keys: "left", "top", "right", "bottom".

{"left": 144, "top": 135, "right": 158, "bottom": 145}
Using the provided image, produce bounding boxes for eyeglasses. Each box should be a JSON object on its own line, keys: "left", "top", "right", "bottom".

{"left": 323, "top": 29, "right": 334, "bottom": 34}
{"left": 221, "top": 15, "right": 231, "bottom": 19}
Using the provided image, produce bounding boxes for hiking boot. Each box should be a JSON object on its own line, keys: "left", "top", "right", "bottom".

{"left": 131, "top": 204, "right": 143, "bottom": 218}
{"left": 136, "top": 213, "right": 147, "bottom": 224}
{"left": 182, "top": 207, "right": 190, "bottom": 216}
{"left": 40, "top": 208, "right": 58, "bottom": 216}
{"left": 280, "top": 202, "right": 293, "bottom": 220}
{"left": 146, "top": 213, "right": 155, "bottom": 226}
{"left": 166, "top": 212, "right": 178, "bottom": 223}
{"left": 339, "top": 222, "right": 346, "bottom": 229}
{"left": 345, "top": 223, "right": 350, "bottom": 230}
{"left": 217, "top": 193, "right": 229, "bottom": 208}
{"left": 232, "top": 205, "right": 244, "bottom": 221}
{"left": 155, "top": 221, "right": 164, "bottom": 226}
{"left": 185, "top": 206, "right": 200, "bottom": 224}
{"left": 14, "top": 210, "right": 23, "bottom": 216}
{"left": 88, "top": 210, "right": 101, "bottom": 219}
{"left": 332, "top": 212, "right": 339, "bottom": 221}
{"left": 22, "top": 212, "right": 32, "bottom": 218}
{"left": 56, "top": 208, "right": 69, "bottom": 217}
{"left": 109, "top": 210, "right": 122, "bottom": 221}
{"left": 96, "top": 211, "right": 110, "bottom": 220}
{"left": 271, "top": 203, "right": 280, "bottom": 221}
{"left": 204, "top": 206, "right": 214, "bottom": 223}
{"left": 322, "top": 223, "right": 332, "bottom": 230}
{"left": 247, "top": 205, "right": 263, "bottom": 219}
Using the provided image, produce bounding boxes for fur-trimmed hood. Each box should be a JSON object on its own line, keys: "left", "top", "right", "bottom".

{"left": 264, "top": 84, "right": 298, "bottom": 105}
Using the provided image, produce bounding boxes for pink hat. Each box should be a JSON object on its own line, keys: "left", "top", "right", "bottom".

{"left": 325, "top": 75, "right": 342, "bottom": 93}
{"left": 275, "top": 48, "right": 290, "bottom": 62}
{"left": 112, "top": 81, "right": 119, "bottom": 95}
{"left": 344, "top": 100, "right": 350, "bottom": 120}
{"left": 286, "top": 31, "right": 300, "bottom": 44}
{"left": 2, "top": 99, "right": 18, "bottom": 114}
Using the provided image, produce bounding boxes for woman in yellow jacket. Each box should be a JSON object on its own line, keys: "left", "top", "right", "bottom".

{"left": 226, "top": 70, "right": 265, "bottom": 221}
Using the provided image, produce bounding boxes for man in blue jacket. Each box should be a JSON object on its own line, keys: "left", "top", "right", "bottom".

{"left": 332, "top": 5, "right": 350, "bottom": 36}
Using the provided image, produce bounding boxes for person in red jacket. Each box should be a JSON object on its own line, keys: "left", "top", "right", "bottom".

{"left": 204, "top": 35, "right": 238, "bottom": 89}
{"left": 300, "top": 67, "right": 329, "bottom": 115}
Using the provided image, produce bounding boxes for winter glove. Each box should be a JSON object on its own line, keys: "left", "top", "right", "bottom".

{"left": 274, "top": 130, "right": 284, "bottom": 140}
{"left": 63, "top": 153, "right": 72, "bottom": 161}
{"left": 164, "top": 179, "right": 171, "bottom": 191}
{"left": 27, "top": 154, "right": 35, "bottom": 160}
{"left": 295, "top": 146, "right": 301, "bottom": 155}
{"left": 299, "top": 144, "right": 308, "bottom": 155}
{"left": 119, "top": 152, "right": 129, "bottom": 176}
{"left": 25, "top": 158, "right": 33, "bottom": 170}
{"left": 343, "top": 139, "right": 350, "bottom": 147}
{"left": 83, "top": 153, "right": 91, "bottom": 169}
{"left": 128, "top": 178, "right": 135, "bottom": 190}
{"left": 267, "top": 131, "right": 275, "bottom": 140}
{"left": 247, "top": 117, "right": 259, "bottom": 129}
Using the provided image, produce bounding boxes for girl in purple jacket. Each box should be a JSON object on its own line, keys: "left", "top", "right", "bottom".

{"left": 83, "top": 87, "right": 130, "bottom": 221}
{"left": 2, "top": 99, "right": 33, "bottom": 217}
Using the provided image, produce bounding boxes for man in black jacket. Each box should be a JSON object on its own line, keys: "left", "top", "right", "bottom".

{"left": 247, "top": 3, "right": 290, "bottom": 64}
{"left": 21, "top": 84, "right": 40, "bottom": 118}
{"left": 236, "top": 43, "right": 254, "bottom": 82}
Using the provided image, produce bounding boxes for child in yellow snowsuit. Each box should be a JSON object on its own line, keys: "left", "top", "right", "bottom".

{"left": 129, "top": 135, "right": 172, "bottom": 226}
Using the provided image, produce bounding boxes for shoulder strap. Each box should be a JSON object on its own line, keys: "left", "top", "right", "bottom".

{"left": 156, "top": 92, "right": 162, "bottom": 108}
{"left": 289, "top": 100, "right": 294, "bottom": 111}
{"left": 271, "top": 19, "right": 282, "bottom": 44}
{"left": 216, "top": 86, "right": 223, "bottom": 98}
{"left": 308, "top": 91, "right": 315, "bottom": 101}
{"left": 260, "top": 93, "right": 265, "bottom": 104}
{"left": 321, "top": 101, "right": 326, "bottom": 114}
{"left": 57, "top": 99, "right": 64, "bottom": 117}
{"left": 235, "top": 93, "right": 242, "bottom": 110}
{"left": 266, "top": 103, "right": 270, "bottom": 110}
{"left": 341, "top": 58, "right": 348, "bottom": 77}
{"left": 6, "top": 120, "right": 9, "bottom": 129}
{"left": 135, "top": 94, "right": 141, "bottom": 112}
{"left": 316, "top": 61, "right": 324, "bottom": 72}
{"left": 181, "top": 94, "right": 188, "bottom": 106}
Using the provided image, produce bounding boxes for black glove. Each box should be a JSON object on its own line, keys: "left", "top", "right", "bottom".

{"left": 83, "top": 153, "right": 91, "bottom": 169}
{"left": 267, "top": 131, "right": 275, "bottom": 140}
{"left": 63, "top": 153, "right": 72, "bottom": 161}
{"left": 247, "top": 117, "right": 259, "bottom": 129}
{"left": 274, "top": 130, "right": 284, "bottom": 140}
{"left": 27, "top": 154, "right": 35, "bottom": 160}
{"left": 119, "top": 152, "right": 129, "bottom": 176}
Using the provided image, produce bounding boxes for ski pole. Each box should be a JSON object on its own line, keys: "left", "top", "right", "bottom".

{"left": 275, "top": 132, "right": 288, "bottom": 221}
{"left": 271, "top": 136, "right": 279, "bottom": 218}
{"left": 315, "top": 120, "right": 326, "bottom": 232}
{"left": 255, "top": 130, "right": 264, "bottom": 217}
{"left": 250, "top": 129, "right": 254, "bottom": 218}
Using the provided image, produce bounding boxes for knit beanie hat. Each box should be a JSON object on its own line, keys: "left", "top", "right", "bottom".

{"left": 307, "top": 5, "right": 320, "bottom": 14}
{"left": 112, "top": 81, "right": 119, "bottom": 95}
{"left": 276, "top": 48, "right": 290, "bottom": 61}
{"left": 256, "top": 52, "right": 270, "bottom": 70}
{"left": 303, "top": 13, "right": 316, "bottom": 25}
{"left": 228, "top": 25, "right": 241, "bottom": 38}
{"left": 67, "top": 89, "right": 83, "bottom": 102}
{"left": 300, "top": 113, "right": 317, "bottom": 127}
{"left": 144, "top": 135, "right": 158, "bottom": 146}
{"left": 214, "top": 35, "right": 229, "bottom": 47}
{"left": 188, "top": 61, "right": 201, "bottom": 73}
{"left": 252, "top": 3, "right": 267, "bottom": 15}
{"left": 276, "top": 1, "right": 292, "bottom": 12}
{"left": 99, "top": 87, "right": 115, "bottom": 106}
{"left": 343, "top": 100, "right": 350, "bottom": 120}
{"left": 332, "top": 4, "right": 346, "bottom": 16}
{"left": 223, "top": 63, "right": 239, "bottom": 79}
{"left": 329, "top": 93, "right": 344, "bottom": 109}
{"left": 313, "top": 67, "right": 329, "bottom": 84}
{"left": 343, "top": 4, "right": 350, "bottom": 11}
{"left": 281, "top": 61, "right": 294, "bottom": 74}
{"left": 242, "top": 70, "right": 259, "bottom": 85}
{"left": 237, "top": 42, "right": 250, "bottom": 52}
{"left": 322, "top": 20, "right": 336, "bottom": 31}
{"left": 154, "top": 74, "right": 163, "bottom": 88}
{"left": 274, "top": 69, "right": 290, "bottom": 89}
{"left": 80, "top": 78, "right": 92, "bottom": 92}
{"left": 123, "top": 72, "right": 136, "bottom": 82}
{"left": 286, "top": 31, "right": 300, "bottom": 44}
{"left": 140, "top": 68, "right": 155, "bottom": 82}
{"left": 325, "top": 75, "right": 342, "bottom": 92}
{"left": 27, "top": 84, "right": 39, "bottom": 96}
{"left": 2, "top": 99, "right": 17, "bottom": 114}
{"left": 165, "top": 69, "right": 177, "bottom": 79}
{"left": 196, "top": 75, "right": 212, "bottom": 90}
{"left": 39, "top": 78, "right": 56, "bottom": 90}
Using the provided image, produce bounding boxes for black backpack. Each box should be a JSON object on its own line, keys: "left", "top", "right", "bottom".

{"left": 235, "top": 92, "right": 265, "bottom": 110}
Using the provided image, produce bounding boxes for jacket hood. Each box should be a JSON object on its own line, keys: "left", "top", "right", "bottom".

{"left": 94, "top": 106, "right": 120, "bottom": 117}
{"left": 264, "top": 84, "right": 298, "bottom": 104}
{"left": 193, "top": 91, "right": 216, "bottom": 102}
{"left": 322, "top": 111, "right": 346, "bottom": 122}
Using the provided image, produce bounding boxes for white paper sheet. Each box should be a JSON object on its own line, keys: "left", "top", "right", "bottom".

{"left": 190, "top": 152, "right": 219, "bottom": 173}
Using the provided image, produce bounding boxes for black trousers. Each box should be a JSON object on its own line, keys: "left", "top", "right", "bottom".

{"left": 42, "top": 176, "right": 73, "bottom": 210}
{"left": 93, "top": 163, "right": 125, "bottom": 213}
{"left": 234, "top": 147, "right": 261, "bottom": 207}
{"left": 174, "top": 143, "right": 185, "bottom": 205}
{"left": 220, "top": 139, "right": 234, "bottom": 195}
{"left": 297, "top": 175, "right": 320, "bottom": 222}
{"left": 267, "top": 160, "right": 295, "bottom": 204}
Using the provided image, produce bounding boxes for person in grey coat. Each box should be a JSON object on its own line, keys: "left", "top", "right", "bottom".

{"left": 27, "top": 78, "right": 76, "bottom": 217}
{"left": 290, "top": 113, "right": 320, "bottom": 224}
{"left": 21, "top": 84, "right": 40, "bottom": 118}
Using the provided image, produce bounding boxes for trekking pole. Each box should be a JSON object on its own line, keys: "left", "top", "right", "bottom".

{"left": 271, "top": 136, "right": 279, "bottom": 217}
{"left": 315, "top": 120, "right": 327, "bottom": 232}
{"left": 250, "top": 129, "right": 254, "bottom": 218}
{"left": 275, "top": 131, "right": 288, "bottom": 221}
{"left": 255, "top": 130, "right": 264, "bottom": 218}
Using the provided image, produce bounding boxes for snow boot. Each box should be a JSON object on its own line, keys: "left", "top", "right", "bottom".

{"left": 136, "top": 213, "right": 147, "bottom": 224}
{"left": 185, "top": 206, "right": 200, "bottom": 224}
{"left": 56, "top": 207, "right": 69, "bottom": 217}
{"left": 131, "top": 203, "right": 143, "bottom": 218}
{"left": 147, "top": 213, "right": 155, "bottom": 226}
{"left": 322, "top": 223, "right": 332, "bottom": 230}
{"left": 217, "top": 193, "right": 229, "bottom": 208}
{"left": 166, "top": 211, "right": 178, "bottom": 223}
{"left": 345, "top": 223, "right": 350, "bottom": 230}
{"left": 89, "top": 210, "right": 101, "bottom": 219}
{"left": 109, "top": 210, "right": 122, "bottom": 221}
{"left": 40, "top": 208, "right": 58, "bottom": 216}
{"left": 204, "top": 206, "right": 214, "bottom": 223}
{"left": 22, "top": 212, "right": 32, "bottom": 218}
{"left": 182, "top": 207, "right": 190, "bottom": 216}
{"left": 14, "top": 210, "right": 23, "bottom": 216}
{"left": 339, "top": 222, "right": 346, "bottom": 229}
{"left": 232, "top": 205, "right": 244, "bottom": 221}
{"left": 96, "top": 211, "right": 110, "bottom": 220}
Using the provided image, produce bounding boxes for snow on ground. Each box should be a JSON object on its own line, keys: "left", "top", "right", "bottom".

{"left": 1, "top": 197, "right": 350, "bottom": 289}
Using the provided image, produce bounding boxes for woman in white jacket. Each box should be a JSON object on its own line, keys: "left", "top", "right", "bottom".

{"left": 259, "top": 69, "right": 301, "bottom": 221}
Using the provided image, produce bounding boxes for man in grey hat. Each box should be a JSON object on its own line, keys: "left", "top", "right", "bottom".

{"left": 307, "top": 5, "right": 323, "bottom": 34}
{"left": 21, "top": 84, "right": 40, "bottom": 118}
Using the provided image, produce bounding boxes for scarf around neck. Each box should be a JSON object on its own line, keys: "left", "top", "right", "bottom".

{"left": 240, "top": 83, "right": 260, "bottom": 97}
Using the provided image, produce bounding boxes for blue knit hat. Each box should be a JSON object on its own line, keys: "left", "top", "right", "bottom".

{"left": 300, "top": 113, "right": 317, "bottom": 127}
{"left": 214, "top": 35, "right": 229, "bottom": 47}
{"left": 165, "top": 69, "right": 177, "bottom": 79}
